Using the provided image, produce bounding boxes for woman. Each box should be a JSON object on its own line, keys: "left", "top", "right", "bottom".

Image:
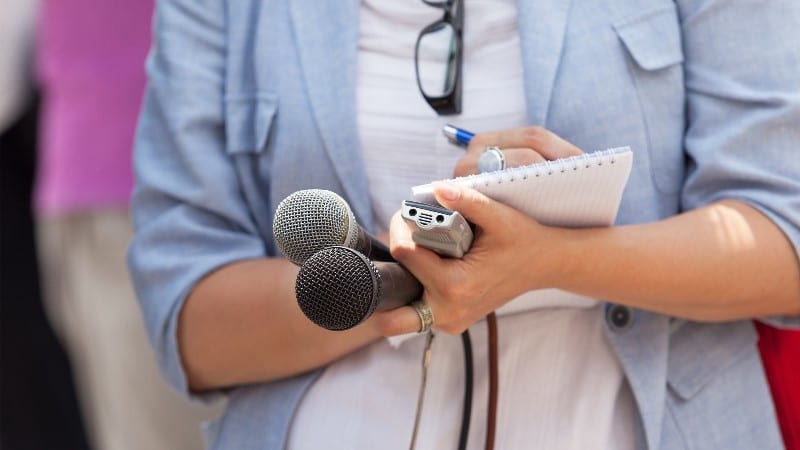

{"left": 129, "top": 0, "right": 800, "bottom": 448}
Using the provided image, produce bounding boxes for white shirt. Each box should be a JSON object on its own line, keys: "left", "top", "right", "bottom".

{"left": 288, "top": 1, "right": 636, "bottom": 449}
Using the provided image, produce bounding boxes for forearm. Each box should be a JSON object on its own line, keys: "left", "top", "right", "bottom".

{"left": 179, "top": 258, "right": 381, "bottom": 391}
{"left": 555, "top": 200, "right": 800, "bottom": 321}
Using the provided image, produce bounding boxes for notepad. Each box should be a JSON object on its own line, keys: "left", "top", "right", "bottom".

{"left": 411, "top": 146, "right": 633, "bottom": 228}
{"left": 386, "top": 147, "right": 634, "bottom": 348}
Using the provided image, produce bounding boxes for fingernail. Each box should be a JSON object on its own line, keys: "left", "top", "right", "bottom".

{"left": 433, "top": 182, "right": 461, "bottom": 202}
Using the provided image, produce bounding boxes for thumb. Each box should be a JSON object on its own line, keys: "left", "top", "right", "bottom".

{"left": 432, "top": 182, "right": 509, "bottom": 230}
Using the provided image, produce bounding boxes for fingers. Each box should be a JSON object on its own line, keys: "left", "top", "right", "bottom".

{"left": 467, "top": 126, "right": 583, "bottom": 159}
{"left": 388, "top": 211, "right": 444, "bottom": 287}
{"left": 382, "top": 188, "right": 538, "bottom": 337}
{"left": 454, "top": 147, "right": 546, "bottom": 177}
{"left": 382, "top": 213, "right": 444, "bottom": 336}
{"left": 431, "top": 182, "right": 515, "bottom": 233}
{"left": 375, "top": 230, "right": 390, "bottom": 247}
{"left": 499, "top": 147, "right": 547, "bottom": 167}
{"left": 453, "top": 126, "right": 583, "bottom": 177}
{"left": 371, "top": 305, "right": 425, "bottom": 336}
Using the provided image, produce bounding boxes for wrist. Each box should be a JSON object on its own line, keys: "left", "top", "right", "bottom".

{"left": 528, "top": 225, "right": 579, "bottom": 292}
{"left": 546, "top": 225, "right": 626, "bottom": 298}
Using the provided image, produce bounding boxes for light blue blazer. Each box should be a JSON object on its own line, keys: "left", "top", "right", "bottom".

{"left": 129, "top": 0, "right": 800, "bottom": 448}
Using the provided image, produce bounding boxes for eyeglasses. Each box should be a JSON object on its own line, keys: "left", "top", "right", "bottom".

{"left": 414, "top": 0, "right": 463, "bottom": 115}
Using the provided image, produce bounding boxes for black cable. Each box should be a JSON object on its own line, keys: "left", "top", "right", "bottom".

{"left": 458, "top": 329, "right": 474, "bottom": 450}
{"left": 484, "top": 313, "right": 498, "bottom": 450}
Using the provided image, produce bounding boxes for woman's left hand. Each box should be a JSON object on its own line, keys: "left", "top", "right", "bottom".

{"left": 454, "top": 125, "right": 583, "bottom": 177}
{"left": 373, "top": 182, "right": 567, "bottom": 336}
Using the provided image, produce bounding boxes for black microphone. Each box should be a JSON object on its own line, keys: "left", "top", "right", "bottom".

{"left": 295, "top": 246, "right": 422, "bottom": 331}
{"left": 273, "top": 189, "right": 393, "bottom": 265}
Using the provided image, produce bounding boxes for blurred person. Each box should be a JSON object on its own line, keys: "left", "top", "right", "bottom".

{"left": 129, "top": 1, "right": 800, "bottom": 449}
{"left": 33, "top": 0, "right": 222, "bottom": 449}
{"left": 1, "top": 2, "right": 90, "bottom": 448}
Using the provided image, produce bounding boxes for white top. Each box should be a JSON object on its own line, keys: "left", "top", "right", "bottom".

{"left": 287, "top": 1, "right": 636, "bottom": 449}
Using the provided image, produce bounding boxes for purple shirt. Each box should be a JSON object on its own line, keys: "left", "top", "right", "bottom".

{"left": 35, "top": 0, "right": 153, "bottom": 214}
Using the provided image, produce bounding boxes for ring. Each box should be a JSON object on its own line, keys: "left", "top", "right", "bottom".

{"left": 477, "top": 146, "right": 506, "bottom": 173}
{"left": 411, "top": 300, "right": 435, "bottom": 333}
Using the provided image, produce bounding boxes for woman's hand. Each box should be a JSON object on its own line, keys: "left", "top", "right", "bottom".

{"left": 369, "top": 126, "right": 583, "bottom": 336}
{"left": 454, "top": 126, "right": 583, "bottom": 177}
{"left": 373, "top": 182, "right": 568, "bottom": 336}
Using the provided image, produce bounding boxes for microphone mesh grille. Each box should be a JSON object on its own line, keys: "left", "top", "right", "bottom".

{"left": 273, "top": 190, "right": 349, "bottom": 265}
{"left": 295, "top": 246, "right": 381, "bottom": 331}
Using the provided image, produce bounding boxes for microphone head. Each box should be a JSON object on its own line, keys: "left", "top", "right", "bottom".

{"left": 295, "top": 246, "right": 381, "bottom": 331}
{"left": 273, "top": 189, "right": 358, "bottom": 265}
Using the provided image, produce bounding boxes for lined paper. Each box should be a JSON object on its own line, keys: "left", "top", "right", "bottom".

{"left": 411, "top": 147, "right": 633, "bottom": 228}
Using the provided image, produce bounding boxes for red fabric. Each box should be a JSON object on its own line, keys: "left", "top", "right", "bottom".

{"left": 757, "top": 321, "right": 800, "bottom": 450}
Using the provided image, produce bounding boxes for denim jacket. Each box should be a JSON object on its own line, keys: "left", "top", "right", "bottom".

{"left": 129, "top": 0, "right": 800, "bottom": 448}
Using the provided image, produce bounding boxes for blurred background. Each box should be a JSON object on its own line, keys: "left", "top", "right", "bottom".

{"left": 1, "top": 1, "right": 221, "bottom": 449}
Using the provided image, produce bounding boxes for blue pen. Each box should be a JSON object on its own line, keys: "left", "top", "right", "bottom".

{"left": 442, "top": 124, "right": 474, "bottom": 148}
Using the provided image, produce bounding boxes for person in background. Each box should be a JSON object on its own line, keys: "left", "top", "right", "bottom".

{"left": 34, "top": 1, "right": 223, "bottom": 449}
{"left": 1, "top": 1, "right": 90, "bottom": 448}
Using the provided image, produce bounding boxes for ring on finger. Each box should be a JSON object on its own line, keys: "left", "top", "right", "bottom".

{"left": 477, "top": 146, "right": 506, "bottom": 173}
{"left": 410, "top": 300, "right": 435, "bottom": 333}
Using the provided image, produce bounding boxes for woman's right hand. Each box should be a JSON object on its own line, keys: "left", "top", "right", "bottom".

{"left": 374, "top": 182, "right": 566, "bottom": 336}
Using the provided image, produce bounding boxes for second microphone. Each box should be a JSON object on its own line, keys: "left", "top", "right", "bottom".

{"left": 295, "top": 246, "right": 422, "bottom": 331}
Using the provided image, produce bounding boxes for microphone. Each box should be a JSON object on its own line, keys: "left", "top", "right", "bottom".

{"left": 273, "top": 189, "right": 393, "bottom": 265}
{"left": 295, "top": 246, "right": 423, "bottom": 331}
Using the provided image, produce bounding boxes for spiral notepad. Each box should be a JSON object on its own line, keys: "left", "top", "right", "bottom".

{"left": 412, "top": 147, "right": 633, "bottom": 228}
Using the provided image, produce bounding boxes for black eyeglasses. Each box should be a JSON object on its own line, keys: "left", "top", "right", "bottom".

{"left": 414, "top": 0, "right": 464, "bottom": 115}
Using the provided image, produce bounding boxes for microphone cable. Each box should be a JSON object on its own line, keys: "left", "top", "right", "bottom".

{"left": 408, "top": 329, "right": 474, "bottom": 450}
{"left": 484, "top": 312, "right": 498, "bottom": 450}
{"left": 456, "top": 313, "right": 499, "bottom": 450}
{"left": 458, "top": 330, "right": 473, "bottom": 450}
{"left": 409, "top": 332, "right": 434, "bottom": 450}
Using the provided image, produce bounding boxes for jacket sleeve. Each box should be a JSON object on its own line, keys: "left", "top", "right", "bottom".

{"left": 127, "top": 0, "right": 266, "bottom": 400}
{"left": 676, "top": 0, "right": 800, "bottom": 327}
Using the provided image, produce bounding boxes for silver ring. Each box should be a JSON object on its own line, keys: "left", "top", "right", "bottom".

{"left": 477, "top": 146, "right": 506, "bottom": 173}
{"left": 411, "top": 300, "right": 435, "bottom": 333}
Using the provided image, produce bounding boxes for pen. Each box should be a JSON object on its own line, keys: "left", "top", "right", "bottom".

{"left": 442, "top": 124, "right": 474, "bottom": 148}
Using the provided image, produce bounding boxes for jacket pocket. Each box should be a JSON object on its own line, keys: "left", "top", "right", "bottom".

{"left": 614, "top": 5, "right": 684, "bottom": 71}
{"left": 223, "top": 92, "right": 278, "bottom": 246}
{"left": 667, "top": 321, "right": 756, "bottom": 400}
{"left": 663, "top": 321, "right": 783, "bottom": 447}
{"left": 224, "top": 92, "right": 278, "bottom": 154}
{"left": 614, "top": 5, "right": 686, "bottom": 194}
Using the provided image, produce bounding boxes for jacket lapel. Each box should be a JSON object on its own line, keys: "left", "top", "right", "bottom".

{"left": 288, "top": 0, "right": 576, "bottom": 224}
{"left": 606, "top": 311, "right": 669, "bottom": 450}
{"left": 288, "top": 0, "right": 374, "bottom": 230}
{"left": 516, "top": 0, "right": 573, "bottom": 126}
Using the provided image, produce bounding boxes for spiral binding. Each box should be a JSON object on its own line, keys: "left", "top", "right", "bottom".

{"left": 462, "top": 147, "right": 625, "bottom": 188}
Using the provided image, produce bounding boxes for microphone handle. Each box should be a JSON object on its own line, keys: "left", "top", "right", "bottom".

{"left": 373, "top": 260, "right": 424, "bottom": 311}
{"left": 356, "top": 228, "right": 395, "bottom": 262}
